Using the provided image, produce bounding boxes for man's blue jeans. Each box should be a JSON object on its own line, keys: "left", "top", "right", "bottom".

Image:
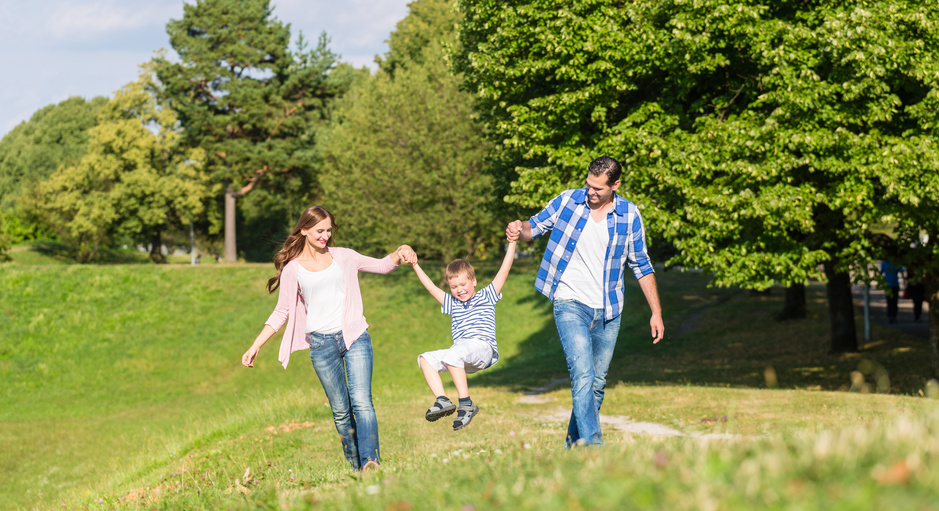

{"left": 308, "top": 330, "right": 380, "bottom": 469}
{"left": 553, "top": 300, "right": 621, "bottom": 447}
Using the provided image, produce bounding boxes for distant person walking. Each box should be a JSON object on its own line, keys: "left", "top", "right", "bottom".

{"left": 880, "top": 260, "right": 903, "bottom": 323}
{"left": 506, "top": 156, "right": 664, "bottom": 448}
{"left": 906, "top": 268, "right": 926, "bottom": 323}
{"left": 241, "top": 206, "right": 413, "bottom": 471}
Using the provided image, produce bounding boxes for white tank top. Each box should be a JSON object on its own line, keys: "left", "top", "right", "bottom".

{"left": 297, "top": 260, "right": 345, "bottom": 334}
{"left": 554, "top": 215, "right": 608, "bottom": 308}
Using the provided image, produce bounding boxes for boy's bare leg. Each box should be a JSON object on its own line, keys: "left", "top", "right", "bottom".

{"left": 446, "top": 365, "right": 470, "bottom": 399}
{"left": 419, "top": 356, "right": 447, "bottom": 398}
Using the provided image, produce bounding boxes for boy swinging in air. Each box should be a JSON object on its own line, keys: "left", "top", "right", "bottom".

{"left": 402, "top": 239, "right": 516, "bottom": 430}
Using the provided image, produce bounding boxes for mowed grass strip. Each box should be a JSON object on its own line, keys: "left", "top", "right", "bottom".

{"left": 2, "top": 251, "right": 938, "bottom": 509}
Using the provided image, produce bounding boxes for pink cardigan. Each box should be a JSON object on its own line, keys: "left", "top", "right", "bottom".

{"left": 266, "top": 247, "right": 399, "bottom": 368}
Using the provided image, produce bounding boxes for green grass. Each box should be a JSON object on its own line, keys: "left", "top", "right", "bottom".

{"left": 2, "top": 249, "right": 938, "bottom": 510}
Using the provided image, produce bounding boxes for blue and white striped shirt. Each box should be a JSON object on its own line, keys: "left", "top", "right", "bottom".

{"left": 528, "top": 188, "right": 654, "bottom": 320}
{"left": 442, "top": 282, "right": 501, "bottom": 365}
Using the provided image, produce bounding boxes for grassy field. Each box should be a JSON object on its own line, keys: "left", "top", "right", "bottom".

{"left": 2, "top": 244, "right": 937, "bottom": 510}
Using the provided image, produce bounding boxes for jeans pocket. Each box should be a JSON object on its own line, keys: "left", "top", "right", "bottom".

{"left": 553, "top": 299, "right": 578, "bottom": 314}
{"left": 308, "top": 334, "right": 326, "bottom": 350}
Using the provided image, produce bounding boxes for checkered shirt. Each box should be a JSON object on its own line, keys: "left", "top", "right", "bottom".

{"left": 528, "top": 187, "right": 654, "bottom": 320}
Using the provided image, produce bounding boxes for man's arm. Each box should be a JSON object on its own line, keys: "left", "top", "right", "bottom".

{"left": 638, "top": 273, "right": 664, "bottom": 344}
{"left": 506, "top": 220, "right": 533, "bottom": 243}
{"left": 411, "top": 262, "right": 447, "bottom": 306}
{"left": 491, "top": 241, "right": 517, "bottom": 295}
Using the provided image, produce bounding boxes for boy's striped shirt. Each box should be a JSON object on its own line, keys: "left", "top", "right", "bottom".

{"left": 442, "top": 282, "right": 501, "bottom": 364}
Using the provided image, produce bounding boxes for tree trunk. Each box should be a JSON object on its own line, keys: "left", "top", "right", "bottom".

{"left": 926, "top": 276, "right": 939, "bottom": 379}
{"left": 149, "top": 231, "right": 164, "bottom": 263}
{"left": 779, "top": 283, "right": 807, "bottom": 320}
{"left": 225, "top": 182, "right": 237, "bottom": 262}
{"left": 824, "top": 263, "right": 858, "bottom": 353}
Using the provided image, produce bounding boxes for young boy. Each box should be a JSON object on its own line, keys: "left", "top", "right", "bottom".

{"left": 403, "top": 240, "right": 517, "bottom": 430}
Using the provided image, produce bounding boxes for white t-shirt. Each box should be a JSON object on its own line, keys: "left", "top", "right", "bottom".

{"left": 298, "top": 260, "right": 345, "bottom": 334}
{"left": 554, "top": 214, "right": 609, "bottom": 308}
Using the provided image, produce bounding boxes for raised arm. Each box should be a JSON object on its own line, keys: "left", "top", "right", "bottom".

{"left": 411, "top": 262, "right": 447, "bottom": 306}
{"left": 491, "top": 241, "right": 517, "bottom": 295}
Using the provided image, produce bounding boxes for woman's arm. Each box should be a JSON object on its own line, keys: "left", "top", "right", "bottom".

{"left": 351, "top": 245, "right": 415, "bottom": 274}
{"left": 242, "top": 324, "right": 276, "bottom": 367}
{"left": 264, "top": 263, "right": 295, "bottom": 332}
{"left": 245, "top": 262, "right": 296, "bottom": 367}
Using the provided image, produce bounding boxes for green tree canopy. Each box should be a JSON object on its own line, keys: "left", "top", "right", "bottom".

{"left": 0, "top": 96, "right": 107, "bottom": 208}
{"left": 23, "top": 62, "right": 214, "bottom": 263}
{"left": 380, "top": 0, "right": 461, "bottom": 74}
{"left": 0, "top": 96, "right": 107, "bottom": 241}
{"left": 155, "top": 0, "right": 348, "bottom": 262}
{"left": 320, "top": 0, "right": 497, "bottom": 264}
{"left": 456, "top": 0, "right": 939, "bottom": 356}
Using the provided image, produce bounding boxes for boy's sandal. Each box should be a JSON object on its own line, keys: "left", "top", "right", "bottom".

{"left": 452, "top": 403, "right": 479, "bottom": 431}
{"left": 425, "top": 400, "right": 456, "bottom": 422}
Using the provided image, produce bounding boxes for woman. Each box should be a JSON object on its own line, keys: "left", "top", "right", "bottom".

{"left": 241, "top": 206, "right": 412, "bottom": 471}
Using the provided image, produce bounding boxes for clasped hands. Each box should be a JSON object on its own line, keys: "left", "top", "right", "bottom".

{"left": 396, "top": 224, "right": 522, "bottom": 266}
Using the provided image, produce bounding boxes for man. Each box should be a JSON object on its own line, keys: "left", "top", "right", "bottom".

{"left": 506, "top": 156, "right": 664, "bottom": 447}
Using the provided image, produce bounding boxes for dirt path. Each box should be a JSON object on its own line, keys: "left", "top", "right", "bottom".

{"left": 519, "top": 380, "right": 741, "bottom": 440}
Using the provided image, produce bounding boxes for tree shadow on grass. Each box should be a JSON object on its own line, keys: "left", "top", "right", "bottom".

{"left": 473, "top": 269, "right": 738, "bottom": 393}
{"left": 473, "top": 273, "right": 936, "bottom": 396}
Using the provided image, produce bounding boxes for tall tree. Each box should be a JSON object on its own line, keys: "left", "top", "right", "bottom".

{"left": 320, "top": 0, "right": 497, "bottom": 264}
{"left": 155, "top": 0, "right": 344, "bottom": 262}
{"left": 456, "top": 0, "right": 939, "bottom": 355}
{"left": 380, "top": 0, "right": 460, "bottom": 75}
{"left": 23, "top": 62, "right": 213, "bottom": 263}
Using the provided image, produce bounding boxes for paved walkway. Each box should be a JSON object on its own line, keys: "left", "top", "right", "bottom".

{"left": 852, "top": 285, "right": 929, "bottom": 339}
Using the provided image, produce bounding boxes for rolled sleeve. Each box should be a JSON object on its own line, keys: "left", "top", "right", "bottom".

{"left": 528, "top": 193, "right": 565, "bottom": 239}
{"left": 626, "top": 209, "right": 654, "bottom": 279}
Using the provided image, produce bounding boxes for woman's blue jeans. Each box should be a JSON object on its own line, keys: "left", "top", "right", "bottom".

{"left": 553, "top": 300, "right": 621, "bottom": 448}
{"left": 308, "top": 330, "right": 380, "bottom": 470}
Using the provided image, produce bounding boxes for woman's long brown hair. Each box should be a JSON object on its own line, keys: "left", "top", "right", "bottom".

{"left": 267, "top": 206, "right": 336, "bottom": 293}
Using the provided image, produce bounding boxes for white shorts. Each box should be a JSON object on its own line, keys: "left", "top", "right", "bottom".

{"left": 418, "top": 338, "right": 494, "bottom": 374}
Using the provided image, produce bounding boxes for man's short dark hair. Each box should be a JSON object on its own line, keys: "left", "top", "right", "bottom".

{"left": 587, "top": 156, "right": 622, "bottom": 186}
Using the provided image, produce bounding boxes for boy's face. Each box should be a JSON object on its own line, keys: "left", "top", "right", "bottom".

{"left": 448, "top": 272, "right": 477, "bottom": 302}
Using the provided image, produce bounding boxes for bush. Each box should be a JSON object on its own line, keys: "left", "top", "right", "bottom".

{"left": 0, "top": 212, "right": 11, "bottom": 262}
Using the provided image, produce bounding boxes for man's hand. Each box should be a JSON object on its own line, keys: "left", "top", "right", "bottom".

{"left": 650, "top": 314, "right": 664, "bottom": 344}
{"left": 506, "top": 220, "right": 522, "bottom": 242}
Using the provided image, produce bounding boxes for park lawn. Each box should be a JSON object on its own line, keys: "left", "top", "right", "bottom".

{"left": 1, "top": 250, "right": 937, "bottom": 510}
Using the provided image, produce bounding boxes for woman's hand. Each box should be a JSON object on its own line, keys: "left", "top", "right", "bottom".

{"left": 396, "top": 245, "right": 417, "bottom": 265}
{"left": 242, "top": 345, "right": 260, "bottom": 367}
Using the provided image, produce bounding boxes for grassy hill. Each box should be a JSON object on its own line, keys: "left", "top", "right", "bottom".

{"left": 2, "top": 246, "right": 937, "bottom": 510}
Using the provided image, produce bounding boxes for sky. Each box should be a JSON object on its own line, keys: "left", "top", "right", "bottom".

{"left": 0, "top": 0, "right": 413, "bottom": 138}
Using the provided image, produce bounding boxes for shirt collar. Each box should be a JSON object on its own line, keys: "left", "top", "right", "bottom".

{"left": 573, "top": 187, "right": 629, "bottom": 216}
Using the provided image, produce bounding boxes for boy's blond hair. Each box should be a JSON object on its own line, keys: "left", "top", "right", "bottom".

{"left": 445, "top": 259, "right": 476, "bottom": 281}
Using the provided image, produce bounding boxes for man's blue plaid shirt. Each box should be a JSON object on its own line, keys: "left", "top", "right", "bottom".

{"left": 528, "top": 187, "right": 655, "bottom": 320}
